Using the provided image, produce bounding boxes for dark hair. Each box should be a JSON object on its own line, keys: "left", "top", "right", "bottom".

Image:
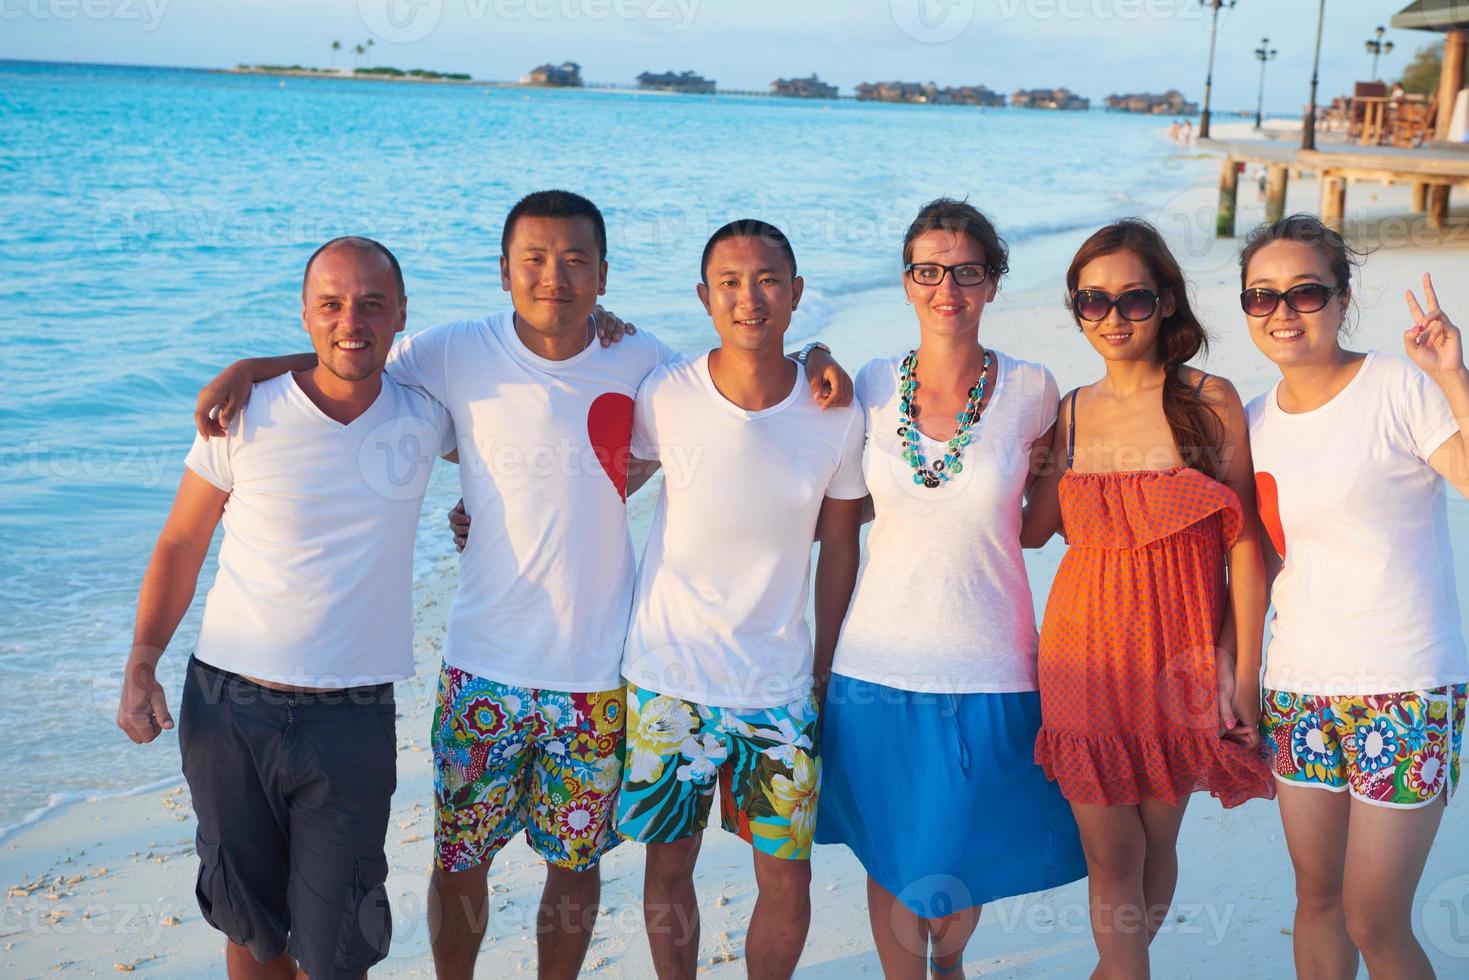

{"left": 1239, "top": 214, "right": 1361, "bottom": 332}
{"left": 902, "top": 198, "right": 1009, "bottom": 280}
{"left": 501, "top": 189, "right": 607, "bottom": 260}
{"left": 700, "top": 219, "right": 797, "bottom": 285}
{"left": 1066, "top": 219, "right": 1222, "bottom": 478}
{"left": 302, "top": 236, "right": 404, "bottom": 298}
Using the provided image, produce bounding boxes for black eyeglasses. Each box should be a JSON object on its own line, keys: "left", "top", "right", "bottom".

{"left": 1072, "top": 288, "right": 1161, "bottom": 323}
{"left": 1240, "top": 283, "right": 1337, "bottom": 317}
{"left": 905, "top": 262, "right": 992, "bottom": 287}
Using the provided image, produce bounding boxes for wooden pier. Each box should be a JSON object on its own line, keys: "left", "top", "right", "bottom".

{"left": 1200, "top": 138, "right": 1469, "bottom": 236}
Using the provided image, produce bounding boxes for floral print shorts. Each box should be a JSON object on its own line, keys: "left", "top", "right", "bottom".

{"left": 616, "top": 684, "right": 820, "bottom": 860}
{"left": 1262, "top": 685, "right": 1466, "bottom": 808}
{"left": 431, "top": 664, "right": 625, "bottom": 872}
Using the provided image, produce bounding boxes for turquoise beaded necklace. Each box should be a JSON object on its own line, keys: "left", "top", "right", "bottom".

{"left": 896, "top": 348, "right": 992, "bottom": 489}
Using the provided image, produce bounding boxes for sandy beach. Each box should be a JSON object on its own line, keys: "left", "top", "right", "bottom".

{"left": 5, "top": 138, "right": 1468, "bottom": 978}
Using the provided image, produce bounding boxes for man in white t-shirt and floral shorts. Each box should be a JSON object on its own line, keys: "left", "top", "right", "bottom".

{"left": 615, "top": 220, "right": 867, "bottom": 979}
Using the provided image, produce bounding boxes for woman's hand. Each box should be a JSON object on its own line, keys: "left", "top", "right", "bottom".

{"left": 1404, "top": 273, "right": 1465, "bottom": 383}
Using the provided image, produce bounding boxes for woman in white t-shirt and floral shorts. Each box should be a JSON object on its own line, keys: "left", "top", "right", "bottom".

{"left": 1241, "top": 214, "right": 1469, "bottom": 978}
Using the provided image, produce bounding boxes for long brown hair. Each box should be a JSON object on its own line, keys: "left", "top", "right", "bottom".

{"left": 1065, "top": 219, "right": 1222, "bottom": 477}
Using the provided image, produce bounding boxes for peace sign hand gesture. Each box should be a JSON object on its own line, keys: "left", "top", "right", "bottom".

{"left": 1404, "top": 273, "right": 1465, "bottom": 382}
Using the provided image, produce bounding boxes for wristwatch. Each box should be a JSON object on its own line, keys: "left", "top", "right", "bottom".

{"left": 796, "top": 341, "right": 831, "bottom": 364}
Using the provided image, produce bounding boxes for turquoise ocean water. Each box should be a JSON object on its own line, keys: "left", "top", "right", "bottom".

{"left": 0, "top": 60, "right": 1213, "bottom": 832}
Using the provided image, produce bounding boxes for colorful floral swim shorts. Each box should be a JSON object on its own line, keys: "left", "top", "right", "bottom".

{"left": 616, "top": 684, "right": 821, "bottom": 860}
{"left": 1262, "top": 685, "right": 1466, "bottom": 808}
{"left": 432, "top": 664, "right": 625, "bottom": 872}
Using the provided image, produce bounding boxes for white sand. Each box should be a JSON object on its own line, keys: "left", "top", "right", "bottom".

{"left": 5, "top": 172, "right": 1468, "bottom": 978}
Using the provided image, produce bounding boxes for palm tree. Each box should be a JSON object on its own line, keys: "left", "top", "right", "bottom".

{"left": 330, "top": 39, "right": 341, "bottom": 69}
{"left": 353, "top": 43, "right": 365, "bottom": 70}
{"left": 364, "top": 38, "right": 374, "bottom": 69}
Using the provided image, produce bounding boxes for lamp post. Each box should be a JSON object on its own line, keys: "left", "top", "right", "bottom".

{"left": 1254, "top": 37, "right": 1278, "bottom": 130}
{"left": 1303, "top": 0, "right": 1326, "bottom": 150}
{"left": 1365, "top": 26, "right": 1393, "bottom": 82}
{"left": 1198, "top": 0, "right": 1237, "bottom": 139}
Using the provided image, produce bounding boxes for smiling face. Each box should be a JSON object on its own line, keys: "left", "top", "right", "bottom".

{"left": 301, "top": 243, "right": 406, "bottom": 383}
{"left": 1242, "top": 240, "right": 1350, "bottom": 368}
{"left": 500, "top": 214, "right": 608, "bottom": 339}
{"left": 903, "top": 229, "right": 997, "bottom": 339}
{"left": 1073, "top": 249, "right": 1175, "bottom": 364}
{"left": 696, "top": 234, "right": 802, "bottom": 355}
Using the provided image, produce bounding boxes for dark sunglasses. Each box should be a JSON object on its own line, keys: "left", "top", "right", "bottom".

{"left": 1240, "top": 283, "right": 1337, "bottom": 317}
{"left": 1072, "top": 288, "right": 1161, "bottom": 323}
{"left": 905, "top": 262, "right": 992, "bottom": 287}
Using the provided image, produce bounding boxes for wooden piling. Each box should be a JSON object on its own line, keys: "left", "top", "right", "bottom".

{"left": 1265, "top": 165, "right": 1289, "bottom": 224}
{"left": 1217, "top": 157, "right": 1239, "bottom": 238}
{"left": 1428, "top": 185, "right": 1451, "bottom": 230}
{"left": 1320, "top": 174, "right": 1346, "bottom": 231}
{"left": 1412, "top": 182, "right": 1429, "bottom": 212}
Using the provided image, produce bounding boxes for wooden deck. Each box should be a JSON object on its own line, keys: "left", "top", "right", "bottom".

{"left": 1198, "top": 137, "right": 1469, "bottom": 236}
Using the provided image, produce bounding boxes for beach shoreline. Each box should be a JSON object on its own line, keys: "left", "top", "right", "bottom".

{"left": 6, "top": 142, "right": 1469, "bottom": 977}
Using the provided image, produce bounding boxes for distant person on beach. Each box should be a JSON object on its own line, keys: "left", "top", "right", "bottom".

{"left": 118, "top": 236, "right": 455, "bottom": 979}
{"left": 814, "top": 199, "right": 1087, "bottom": 978}
{"left": 610, "top": 219, "right": 865, "bottom": 978}
{"left": 1240, "top": 215, "right": 1469, "bottom": 980}
{"left": 1021, "top": 220, "right": 1275, "bottom": 978}
{"left": 197, "top": 191, "right": 851, "bottom": 980}
{"left": 1170, "top": 120, "right": 1181, "bottom": 143}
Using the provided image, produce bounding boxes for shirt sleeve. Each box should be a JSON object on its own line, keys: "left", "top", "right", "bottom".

{"left": 644, "top": 331, "right": 684, "bottom": 369}
{"left": 825, "top": 408, "right": 869, "bottom": 500}
{"left": 1034, "top": 366, "right": 1061, "bottom": 442}
{"left": 1401, "top": 361, "right": 1460, "bottom": 462}
{"left": 184, "top": 429, "right": 233, "bottom": 492}
{"left": 630, "top": 382, "right": 660, "bottom": 462}
{"left": 385, "top": 323, "right": 452, "bottom": 401}
{"left": 430, "top": 395, "right": 457, "bottom": 457}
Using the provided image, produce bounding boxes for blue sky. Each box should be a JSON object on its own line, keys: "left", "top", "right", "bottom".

{"left": 1, "top": 0, "right": 1440, "bottom": 112}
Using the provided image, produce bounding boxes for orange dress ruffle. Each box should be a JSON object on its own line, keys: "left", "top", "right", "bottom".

{"left": 1034, "top": 467, "right": 1275, "bottom": 808}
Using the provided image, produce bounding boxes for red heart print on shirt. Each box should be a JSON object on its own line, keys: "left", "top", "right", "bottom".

{"left": 587, "top": 392, "right": 635, "bottom": 502}
{"left": 1255, "top": 471, "right": 1286, "bottom": 560}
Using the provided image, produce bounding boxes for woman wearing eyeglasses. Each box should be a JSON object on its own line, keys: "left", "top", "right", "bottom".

{"left": 1240, "top": 214, "right": 1468, "bottom": 979}
{"left": 814, "top": 198, "right": 1086, "bottom": 979}
{"left": 1022, "top": 219, "right": 1275, "bottom": 979}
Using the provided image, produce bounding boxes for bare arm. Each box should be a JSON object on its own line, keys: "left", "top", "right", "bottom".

{"left": 195, "top": 353, "right": 316, "bottom": 439}
{"left": 797, "top": 347, "right": 853, "bottom": 410}
{"left": 1021, "top": 408, "right": 1067, "bottom": 549}
{"left": 118, "top": 471, "right": 230, "bottom": 743}
{"left": 813, "top": 496, "right": 863, "bottom": 704}
{"left": 1405, "top": 274, "right": 1469, "bottom": 498}
{"left": 1209, "top": 379, "right": 1267, "bottom": 742}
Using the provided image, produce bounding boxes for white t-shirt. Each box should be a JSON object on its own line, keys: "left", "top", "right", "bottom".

{"left": 614, "top": 357, "right": 863, "bottom": 708}
{"left": 833, "top": 351, "right": 1059, "bottom": 693}
{"left": 185, "top": 373, "right": 456, "bottom": 687}
{"left": 1247, "top": 351, "right": 1467, "bottom": 696}
{"left": 387, "top": 311, "right": 680, "bottom": 691}
{"left": 620, "top": 354, "right": 868, "bottom": 709}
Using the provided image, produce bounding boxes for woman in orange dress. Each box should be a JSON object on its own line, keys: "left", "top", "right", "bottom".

{"left": 1023, "top": 220, "right": 1275, "bottom": 979}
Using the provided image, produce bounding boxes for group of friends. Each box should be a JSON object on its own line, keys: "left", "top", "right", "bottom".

{"left": 116, "top": 188, "right": 1469, "bottom": 980}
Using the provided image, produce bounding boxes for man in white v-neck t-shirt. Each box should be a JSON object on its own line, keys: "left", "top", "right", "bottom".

{"left": 614, "top": 220, "right": 867, "bottom": 980}
{"left": 119, "top": 238, "right": 455, "bottom": 980}
{"left": 197, "top": 193, "right": 854, "bottom": 980}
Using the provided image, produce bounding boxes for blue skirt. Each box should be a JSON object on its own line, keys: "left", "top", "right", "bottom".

{"left": 815, "top": 675, "right": 1087, "bottom": 916}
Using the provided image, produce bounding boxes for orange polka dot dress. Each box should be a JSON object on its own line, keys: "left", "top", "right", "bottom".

{"left": 1034, "top": 465, "right": 1276, "bottom": 808}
